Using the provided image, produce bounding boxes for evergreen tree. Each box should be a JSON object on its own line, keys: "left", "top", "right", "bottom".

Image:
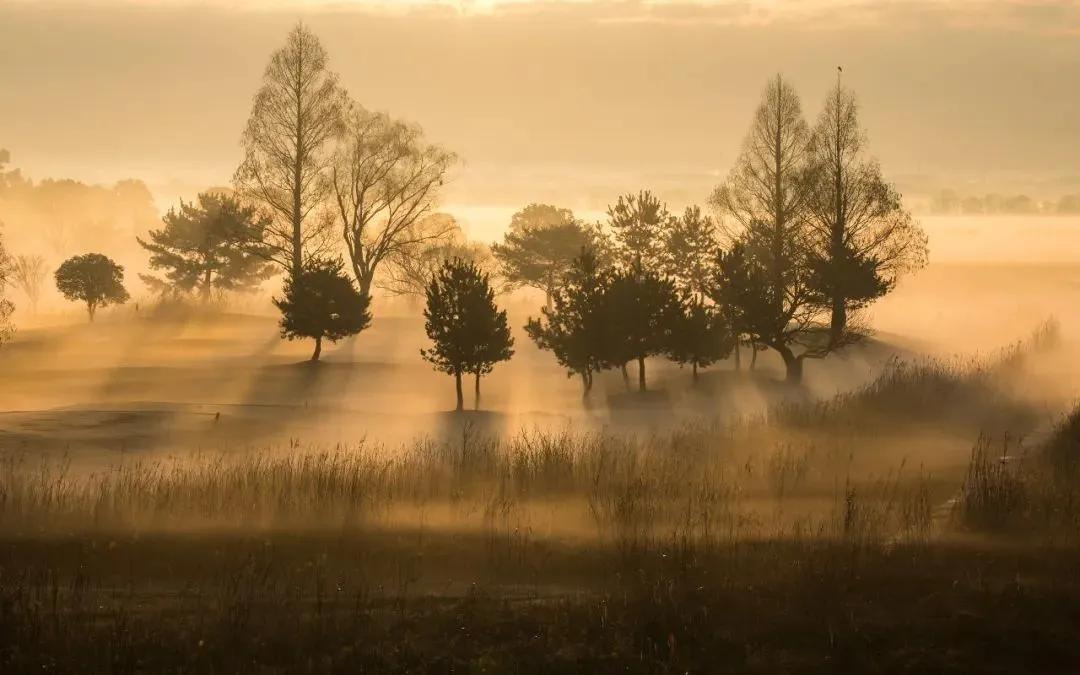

{"left": 138, "top": 192, "right": 275, "bottom": 301}
{"left": 663, "top": 205, "right": 720, "bottom": 300}
{"left": 606, "top": 191, "right": 673, "bottom": 272}
{"left": 601, "top": 262, "right": 680, "bottom": 392}
{"left": 525, "top": 248, "right": 609, "bottom": 397}
{"left": 54, "top": 253, "right": 130, "bottom": 321}
{"left": 667, "top": 297, "right": 734, "bottom": 382}
{"left": 421, "top": 259, "right": 514, "bottom": 411}
{"left": 492, "top": 204, "right": 600, "bottom": 310}
{"left": 805, "top": 75, "right": 928, "bottom": 342}
{"left": 273, "top": 257, "right": 371, "bottom": 361}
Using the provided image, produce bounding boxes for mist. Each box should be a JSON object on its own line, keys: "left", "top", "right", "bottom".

{"left": 2, "top": 2, "right": 1080, "bottom": 672}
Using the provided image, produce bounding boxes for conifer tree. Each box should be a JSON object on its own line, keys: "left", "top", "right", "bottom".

{"left": 525, "top": 248, "right": 609, "bottom": 397}
{"left": 421, "top": 259, "right": 514, "bottom": 410}
{"left": 273, "top": 257, "right": 371, "bottom": 361}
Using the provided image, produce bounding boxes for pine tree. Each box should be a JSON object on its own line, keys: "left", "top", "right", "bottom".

{"left": 601, "top": 262, "right": 681, "bottom": 392}
{"left": 273, "top": 257, "right": 371, "bottom": 361}
{"left": 525, "top": 248, "right": 609, "bottom": 397}
{"left": 138, "top": 192, "right": 274, "bottom": 301}
{"left": 663, "top": 205, "right": 720, "bottom": 300}
{"left": 421, "top": 259, "right": 514, "bottom": 411}
{"left": 667, "top": 297, "right": 735, "bottom": 382}
{"left": 606, "top": 191, "right": 673, "bottom": 272}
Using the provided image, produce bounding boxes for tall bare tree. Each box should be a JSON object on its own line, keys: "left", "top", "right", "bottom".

{"left": 805, "top": 73, "right": 928, "bottom": 342}
{"left": 331, "top": 105, "right": 456, "bottom": 298}
{"left": 11, "top": 254, "right": 47, "bottom": 313}
{"left": 234, "top": 23, "right": 347, "bottom": 277}
{"left": 710, "top": 74, "right": 841, "bottom": 383}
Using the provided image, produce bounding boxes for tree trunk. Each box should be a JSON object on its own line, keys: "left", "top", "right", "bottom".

{"left": 637, "top": 356, "right": 647, "bottom": 392}
{"left": 692, "top": 362, "right": 698, "bottom": 383}
{"left": 202, "top": 269, "right": 213, "bottom": 303}
{"left": 87, "top": 302, "right": 96, "bottom": 322}
{"left": 311, "top": 335, "right": 322, "bottom": 361}
{"left": 750, "top": 344, "right": 759, "bottom": 371}
{"left": 474, "top": 371, "right": 481, "bottom": 410}
{"left": 620, "top": 363, "right": 630, "bottom": 391}
{"left": 454, "top": 370, "right": 464, "bottom": 412}
{"left": 830, "top": 297, "right": 847, "bottom": 345}
{"left": 580, "top": 369, "right": 592, "bottom": 398}
{"left": 777, "top": 346, "right": 804, "bottom": 384}
{"left": 733, "top": 341, "right": 742, "bottom": 371}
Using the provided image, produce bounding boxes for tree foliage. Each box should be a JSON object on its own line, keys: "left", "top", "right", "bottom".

{"left": 804, "top": 78, "right": 928, "bottom": 341}
{"left": 492, "top": 204, "right": 600, "bottom": 308}
{"left": 54, "top": 253, "right": 129, "bottom": 321}
{"left": 138, "top": 192, "right": 275, "bottom": 301}
{"left": 667, "top": 297, "right": 734, "bottom": 381}
{"left": 663, "top": 205, "right": 720, "bottom": 300}
{"left": 525, "top": 248, "right": 609, "bottom": 396}
{"left": 607, "top": 191, "right": 672, "bottom": 270}
{"left": 273, "top": 257, "right": 371, "bottom": 361}
{"left": 332, "top": 105, "right": 455, "bottom": 298}
{"left": 235, "top": 23, "right": 347, "bottom": 277}
{"left": 421, "top": 259, "right": 513, "bottom": 411}
{"left": 600, "top": 262, "right": 681, "bottom": 392}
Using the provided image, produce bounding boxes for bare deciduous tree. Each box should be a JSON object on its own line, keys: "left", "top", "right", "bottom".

{"left": 710, "top": 74, "right": 846, "bottom": 383}
{"left": 376, "top": 213, "right": 494, "bottom": 298}
{"left": 805, "top": 75, "right": 928, "bottom": 342}
{"left": 11, "top": 254, "right": 47, "bottom": 313}
{"left": 331, "top": 105, "right": 456, "bottom": 298}
{"left": 234, "top": 22, "right": 347, "bottom": 277}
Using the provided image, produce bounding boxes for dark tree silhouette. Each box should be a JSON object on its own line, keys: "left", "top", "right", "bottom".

{"left": 235, "top": 23, "right": 347, "bottom": 277}
{"left": 55, "top": 253, "right": 130, "bottom": 321}
{"left": 421, "top": 259, "right": 514, "bottom": 411}
{"left": 492, "top": 204, "right": 599, "bottom": 310}
{"left": 525, "top": 247, "right": 610, "bottom": 397}
{"left": 710, "top": 75, "right": 847, "bottom": 384}
{"left": 709, "top": 242, "right": 772, "bottom": 371}
{"left": 273, "top": 257, "right": 371, "bottom": 361}
{"left": 138, "top": 192, "right": 275, "bottom": 301}
{"left": 805, "top": 77, "right": 928, "bottom": 342}
{"left": 601, "top": 262, "right": 681, "bottom": 392}
{"left": 607, "top": 191, "right": 673, "bottom": 271}
{"left": 332, "top": 105, "right": 455, "bottom": 299}
{"left": 663, "top": 205, "right": 720, "bottom": 300}
{"left": 667, "top": 297, "right": 735, "bottom": 382}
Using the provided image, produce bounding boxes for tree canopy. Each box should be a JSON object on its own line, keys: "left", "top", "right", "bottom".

{"left": 421, "top": 258, "right": 513, "bottom": 410}
{"left": 273, "top": 257, "right": 372, "bottom": 361}
{"left": 54, "top": 253, "right": 130, "bottom": 321}
{"left": 138, "top": 192, "right": 275, "bottom": 301}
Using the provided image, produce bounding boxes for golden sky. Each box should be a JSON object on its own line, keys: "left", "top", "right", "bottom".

{"left": 2, "top": 0, "right": 1079, "bottom": 213}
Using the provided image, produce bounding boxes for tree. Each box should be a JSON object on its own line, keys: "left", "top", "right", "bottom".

{"left": 709, "top": 242, "right": 772, "bottom": 371}
{"left": 607, "top": 191, "right": 673, "bottom": 271}
{"left": 273, "top": 257, "right": 371, "bottom": 361}
{"left": 805, "top": 75, "right": 928, "bottom": 342}
{"left": 667, "top": 297, "right": 734, "bottom": 382}
{"left": 54, "top": 253, "right": 130, "bottom": 321}
{"left": 663, "top": 205, "right": 720, "bottom": 300}
{"left": 377, "top": 214, "right": 494, "bottom": 297}
{"left": 492, "top": 204, "right": 599, "bottom": 310}
{"left": 138, "top": 192, "right": 275, "bottom": 301}
{"left": 709, "top": 75, "right": 836, "bottom": 384}
{"left": 235, "top": 23, "right": 347, "bottom": 277}
{"left": 0, "top": 231, "right": 14, "bottom": 343}
{"left": 525, "top": 247, "right": 610, "bottom": 397}
{"left": 421, "top": 259, "right": 514, "bottom": 411}
{"left": 11, "top": 254, "right": 47, "bottom": 313}
{"left": 601, "top": 262, "right": 681, "bottom": 392}
{"left": 331, "top": 105, "right": 456, "bottom": 299}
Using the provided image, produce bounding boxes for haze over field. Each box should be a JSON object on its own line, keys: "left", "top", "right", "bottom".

{"left": 3, "top": 3, "right": 1080, "bottom": 672}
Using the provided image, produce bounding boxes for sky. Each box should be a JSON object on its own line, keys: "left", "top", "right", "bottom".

{"left": 2, "top": 0, "right": 1080, "bottom": 232}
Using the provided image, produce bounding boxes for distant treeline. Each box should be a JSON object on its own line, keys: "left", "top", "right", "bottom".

{"left": 929, "top": 191, "right": 1080, "bottom": 215}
